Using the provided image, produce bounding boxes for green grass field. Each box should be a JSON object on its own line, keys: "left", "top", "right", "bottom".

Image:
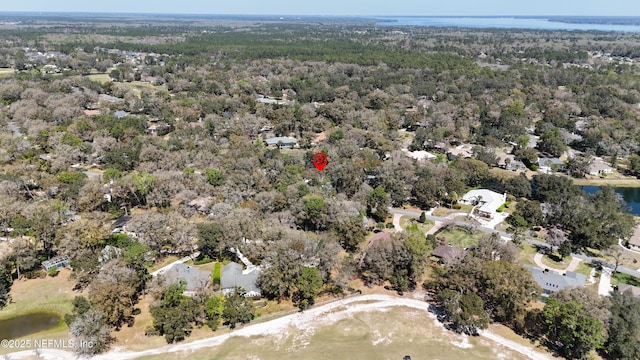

{"left": 213, "top": 262, "right": 221, "bottom": 286}
{"left": 87, "top": 73, "right": 111, "bottom": 84}
{"left": 612, "top": 272, "right": 640, "bottom": 287}
{"left": 134, "top": 306, "right": 534, "bottom": 360}
{"left": 540, "top": 254, "right": 569, "bottom": 268}
{"left": 0, "top": 67, "right": 14, "bottom": 78}
{"left": 400, "top": 216, "right": 433, "bottom": 233}
{"left": 435, "top": 226, "right": 484, "bottom": 248}
{"left": 519, "top": 243, "right": 537, "bottom": 266}
{"left": 0, "top": 269, "right": 75, "bottom": 354}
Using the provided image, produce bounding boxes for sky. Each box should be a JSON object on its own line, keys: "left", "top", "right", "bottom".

{"left": 1, "top": 0, "right": 639, "bottom": 16}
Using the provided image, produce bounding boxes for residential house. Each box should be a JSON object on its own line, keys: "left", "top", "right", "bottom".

{"left": 445, "top": 143, "right": 474, "bottom": 161}
{"left": 617, "top": 284, "right": 640, "bottom": 298}
{"left": 221, "top": 262, "right": 262, "bottom": 297}
{"left": 626, "top": 226, "right": 640, "bottom": 252}
{"left": 42, "top": 255, "right": 70, "bottom": 271}
{"left": 460, "top": 189, "right": 507, "bottom": 219}
{"left": 538, "top": 157, "right": 565, "bottom": 174}
{"left": 111, "top": 215, "right": 131, "bottom": 234}
{"left": 402, "top": 149, "right": 437, "bottom": 162}
{"left": 432, "top": 245, "right": 466, "bottom": 264}
{"left": 161, "top": 263, "right": 211, "bottom": 297}
{"left": 98, "top": 245, "right": 123, "bottom": 263}
{"left": 507, "top": 160, "right": 526, "bottom": 172}
{"left": 114, "top": 110, "right": 129, "bottom": 119}
{"left": 265, "top": 136, "right": 298, "bottom": 149}
{"left": 525, "top": 265, "right": 586, "bottom": 295}
{"left": 367, "top": 231, "right": 392, "bottom": 246}
{"left": 146, "top": 123, "right": 173, "bottom": 136}
{"left": 587, "top": 158, "right": 613, "bottom": 176}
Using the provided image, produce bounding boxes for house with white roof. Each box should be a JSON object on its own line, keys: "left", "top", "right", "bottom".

{"left": 459, "top": 189, "right": 506, "bottom": 219}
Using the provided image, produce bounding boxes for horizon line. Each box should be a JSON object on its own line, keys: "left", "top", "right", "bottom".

{"left": 0, "top": 12, "right": 638, "bottom": 18}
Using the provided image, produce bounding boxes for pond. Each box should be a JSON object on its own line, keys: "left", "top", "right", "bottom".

{"left": 581, "top": 186, "right": 640, "bottom": 216}
{"left": 0, "top": 312, "right": 61, "bottom": 340}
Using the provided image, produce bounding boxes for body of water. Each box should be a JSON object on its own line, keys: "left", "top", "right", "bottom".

{"left": 581, "top": 186, "right": 640, "bottom": 216}
{"left": 0, "top": 312, "right": 61, "bottom": 340}
{"left": 375, "top": 17, "right": 640, "bottom": 32}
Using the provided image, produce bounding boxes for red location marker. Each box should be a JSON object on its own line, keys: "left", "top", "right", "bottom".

{"left": 312, "top": 152, "right": 328, "bottom": 171}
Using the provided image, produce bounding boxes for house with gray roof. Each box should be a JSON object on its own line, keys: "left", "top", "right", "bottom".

{"left": 617, "top": 283, "right": 640, "bottom": 298}
{"left": 525, "top": 265, "right": 586, "bottom": 295}
{"left": 627, "top": 226, "right": 640, "bottom": 252}
{"left": 161, "top": 263, "right": 211, "bottom": 296}
{"left": 264, "top": 136, "right": 298, "bottom": 149}
{"left": 432, "top": 245, "right": 466, "bottom": 264}
{"left": 221, "top": 262, "right": 262, "bottom": 297}
{"left": 538, "top": 157, "right": 565, "bottom": 174}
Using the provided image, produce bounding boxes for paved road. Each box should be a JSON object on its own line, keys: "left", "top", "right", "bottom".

{"left": 390, "top": 207, "right": 640, "bottom": 279}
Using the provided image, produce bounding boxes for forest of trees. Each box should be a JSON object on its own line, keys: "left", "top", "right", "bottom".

{"left": 0, "top": 16, "right": 639, "bottom": 358}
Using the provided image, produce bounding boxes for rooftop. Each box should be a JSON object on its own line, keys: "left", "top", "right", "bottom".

{"left": 525, "top": 265, "right": 586, "bottom": 293}
{"left": 221, "top": 262, "right": 261, "bottom": 297}
{"left": 264, "top": 136, "right": 298, "bottom": 145}
{"left": 628, "top": 226, "right": 640, "bottom": 247}
{"left": 432, "top": 245, "right": 466, "bottom": 263}
{"left": 460, "top": 189, "right": 506, "bottom": 215}
{"left": 162, "top": 263, "right": 211, "bottom": 292}
{"left": 617, "top": 283, "right": 640, "bottom": 298}
{"left": 587, "top": 158, "right": 613, "bottom": 173}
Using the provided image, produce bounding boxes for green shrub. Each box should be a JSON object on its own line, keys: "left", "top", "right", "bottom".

{"left": 103, "top": 168, "right": 122, "bottom": 181}
{"left": 496, "top": 203, "right": 507, "bottom": 212}
{"left": 47, "top": 268, "right": 59, "bottom": 277}
{"left": 205, "top": 168, "right": 224, "bottom": 186}
{"left": 194, "top": 255, "right": 213, "bottom": 265}
{"left": 57, "top": 171, "right": 87, "bottom": 184}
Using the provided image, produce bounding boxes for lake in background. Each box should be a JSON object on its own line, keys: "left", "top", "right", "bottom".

{"left": 581, "top": 186, "right": 640, "bottom": 216}
{"left": 375, "top": 17, "right": 640, "bottom": 32}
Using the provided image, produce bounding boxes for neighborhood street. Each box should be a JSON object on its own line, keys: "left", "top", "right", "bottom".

{"left": 390, "top": 207, "right": 640, "bottom": 279}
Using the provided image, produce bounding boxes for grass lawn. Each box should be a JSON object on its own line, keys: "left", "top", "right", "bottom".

{"left": 611, "top": 272, "right": 640, "bottom": 287}
{"left": 540, "top": 254, "right": 570, "bottom": 268}
{"left": 576, "top": 261, "right": 595, "bottom": 277}
{"left": 133, "top": 305, "right": 537, "bottom": 360}
{"left": 434, "top": 226, "right": 484, "bottom": 248}
{"left": 0, "top": 67, "right": 14, "bottom": 78}
{"left": 400, "top": 216, "right": 434, "bottom": 234}
{"left": 212, "top": 263, "right": 221, "bottom": 286}
{"left": 148, "top": 255, "right": 179, "bottom": 273}
{"left": 432, "top": 205, "right": 473, "bottom": 217}
{"left": 0, "top": 269, "right": 76, "bottom": 320}
{"left": 0, "top": 268, "right": 76, "bottom": 352}
{"left": 519, "top": 243, "right": 537, "bottom": 266}
{"left": 87, "top": 73, "right": 111, "bottom": 84}
{"left": 570, "top": 174, "right": 640, "bottom": 187}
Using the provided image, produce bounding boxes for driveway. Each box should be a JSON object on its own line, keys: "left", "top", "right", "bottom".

{"left": 533, "top": 253, "right": 582, "bottom": 273}
{"left": 598, "top": 268, "right": 613, "bottom": 296}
